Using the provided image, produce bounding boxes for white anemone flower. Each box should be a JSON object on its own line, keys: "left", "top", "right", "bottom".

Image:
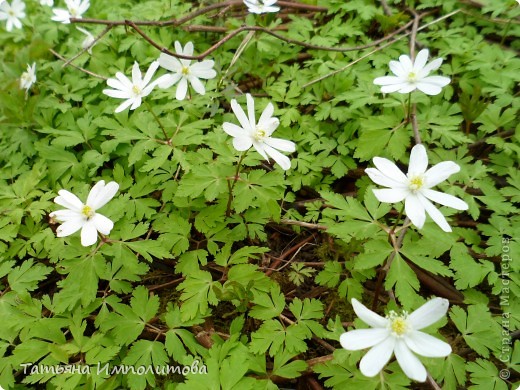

{"left": 103, "top": 61, "right": 169, "bottom": 113}
{"left": 40, "top": 0, "right": 53, "bottom": 6}
{"left": 76, "top": 26, "right": 96, "bottom": 54}
{"left": 50, "top": 181, "right": 119, "bottom": 246}
{"left": 20, "top": 62, "right": 36, "bottom": 91}
{"left": 365, "top": 144, "right": 468, "bottom": 232}
{"left": 223, "top": 93, "right": 296, "bottom": 170}
{"left": 0, "top": 0, "right": 26, "bottom": 32}
{"left": 373, "top": 49, "right": 450, "bottom": 95}
{"left": 157, "top": 41, "right": 217, "bottom": 101}
{"left": 51, "top": 0, "right": 89, "bottom": 24}
{"left": 243, "top": 0, "right": 280, "bottom": 14}
{"left": 340, "top": 298, "right": 452, "bottom": 382}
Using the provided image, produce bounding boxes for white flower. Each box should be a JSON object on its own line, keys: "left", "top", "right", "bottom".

{"left": 20, "top": 62, "right": 36, "bottom": 91}
{"left": 102, "top": 61, "right": 169, "bottom": 113}
{"left": 373, "top": 49, "right": 450, "bottom": 95}
{"left": 243, "top": 0, "right": 280, "bottom": 14}
{"left": 51, "top": 0, "right": 89, "bottom": 24}
{"left": 340, "top": 298, "right": 451, "bottom": 382}
{"left": 158, "top": 41, "right": 217, "bottom": 101}
{"left": 50, "top": 180, "right": 119, "bottom": 246}
{"left": 0, "top": 0, "right": 26, "bottom": 32}
{"left": 223, "top": 93, "right": 296, "bottom": 170}
{"left": 40, "top": 0, "right": 53, "bottom": 6}
{"left": 366, "top": 144, "right": 468, "bottom": 232}
{"left": 77, "top": 26, "right": 96, "bottom": 54}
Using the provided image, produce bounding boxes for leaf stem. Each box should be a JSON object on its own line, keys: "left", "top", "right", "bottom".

{"left": 226, "top": 152, "right": 247, "bottom": 217}
{"left": 144, "top": 100, "right": 169, "bottom": 142}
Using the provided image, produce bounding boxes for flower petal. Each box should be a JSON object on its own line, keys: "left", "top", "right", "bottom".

{"left": 388, "top": 60, "right": 407, "bottom": 78}
{"left": 175, "top": 78, "right": 188, "bottom": 100}
{"left": 424, "top": 161, "right": 460, "bottom": 188}
{"left": 263, "top": 143, "right": 292, "bottom": 170}
{"left": 188, "top": 75, "right": 206, "bottom": 95}
{"left": 55, "top": 190, "right": 84, "bottom": 211}
{"left": 408, "top": 297, "right": 450, "bottom": 330}
{"left": 50, "top": 209, "right": 81, "bottom": 222}
{"left": 143, "top": 61, "right": 159, "bottom": 86}
{"left": 223, "top": 122, "right": 246, "bottom": 138}
{"left": 91, "top": 213, "right": 114, "bottom": 235}
{"left": 404, "top": 331, "right": 452, "bottom": 357}
{"left": 394, "top": 339, "right": 427, "bottom": 382}
{"left": 408, "top": 144, "right": 428, "bottom": 175}
{"left": 418, "top": 195, "right": 452, "bottom": 232}
{"left": 422, "top": 57, "right": 443, "bottom": 74}
{"left": 87, "top": 181, "right": 119, "bottom": 210}
{"left": 258, "top": 102, "right": 275, "bottom": 126}
{"left": 351, "top": 298, "right": 388, "bottom": 328}
{"left": 421, "top": 189, "right": 468, "bottom": 211}
{"left": 246, "top": 93, "right": 257, "bottom": 130}
{"left": 263, "top": 137, "right": 296, "bottom": 153}
{"left": 131, "top": 62, "right": 142, "bottom": 84}
{"left": 158, "top": 53, "right": 182, "bottom": 73}
{"left": 340, "top": 328, "right": 391, "bottom": 351}
{"left": 405, "top": 194, "right": 426, "bottom": 229}
{"left": 81, "top": 221, "right": 98, "bottom": 246}
{"left": 190, "top": 61, "right": 216, "bottom": 79}
{"left": 413, "top": 49, "right": 429, "bottom": 72}
{"left": 398, "top": 54, "right": 413, "bottom": 70}
{"left": 372, "top": 188, "right": 408, "bottom": 203}
{"left": 415, "top": 82, "right": 442, "bottom": 96}
{"left": 230, "top": 98, "right": 252, "bottom": 132}
{"left": 56, "top": 217, "right": 84, "bottom": 237}
{"left": 359, "top": 336, "right": 396, "bottom": 377}
{"left": 373, "top": 75, "right": 402, "bottom": 86}
{"left": 232, "top": 136, "right": 253, "bottom": 151}
{"left": 114, "top": 98, "right": 134, "bottom": 113}
{"left": 381, "top": 82, "right": 412, "bottom": 94}
{"left": 365, "top": 168, "right": 399, "bottom": 189}
{"left": 372, "top": 157, "right": 409, "bottom": 185}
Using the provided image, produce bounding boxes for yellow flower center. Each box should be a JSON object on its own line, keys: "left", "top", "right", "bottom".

{"left": 82, "top": 205, "right": 95, "bottom": 219}
{"left": 181, "top": 66, "right": 190, "bottom": 75}
{"left": 254, "top": 127, "right": 266, "bottom": 141}
{"left": 408, "top": 71, "right": 418, "bottom": 83}
{"left": 21, "top": 73, "right": 30, "bottom": 82}
{"left": 8, "top": 10, "right": 15, "bottom": 16}
{"left": 408, "top": 175, "right": 424, "bottom": 192}
{"left": 132, "top": 85, "right": 141, "bottom": 95}
{"left": 387, "top": 310, "right": 410, "bottom": 337}
{"left": 70, "top": 8, "right": 78, "bottom": 17}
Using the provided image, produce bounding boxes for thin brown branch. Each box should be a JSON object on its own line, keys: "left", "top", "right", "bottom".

{"left": 49, "top": 49, "right": 108, "bottom": 80}
{"left": 281, "top": 219, "right": 328, "bottom": 230}
{"left": 62, "top": 25, "right": 113, "bottom": 67}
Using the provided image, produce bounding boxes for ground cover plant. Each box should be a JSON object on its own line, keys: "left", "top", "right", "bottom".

{"left": 0, "top": 0, "right": 519, "bottom": 389}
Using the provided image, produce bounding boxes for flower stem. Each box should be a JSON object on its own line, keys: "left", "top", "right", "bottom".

{"left": 226, "top": 152, "right": 247, "bottom": 217}
{"left": 144, "top": 100, "right": 169, "bottom": 141}
{"left": 406, "top": 92, "right": 412, "bottom": 121}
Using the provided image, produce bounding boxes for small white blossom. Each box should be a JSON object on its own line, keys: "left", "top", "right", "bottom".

{"left": 366, "top": 144, "right": 468, "bottom": 232}
{"left": 243, "top": 0, "right": 280, "bottom": 14}
{"left": 50, "top": 180, "right": 119, "bottom": 246}
{"left": 51, "top": 0, "right": 89, "bottom": 24}
{"left": 76, "top": 26, "right": 96, "bottom": 54}
{"left": 103, "top": 61, "right": 169, "bottom": 113}
{"left": 158, "top": 41, "right": 217, "bottom": 101}
{"left": 374, "top": 49, "right": 450, "bottom": 95}
{"left": 20, "top": 62, "right": 36, "bottom": 91}
{"left": 223, "top": 93, "right": 296, "bottom": 170}
{"left": 0, "top": 0, "right": 26, "bottom": 32}
{"left": 40, "top": 0, "right": 53, "bottom": 6}
{"left": 340, "top": 298, "right": 452, "bottom": 382}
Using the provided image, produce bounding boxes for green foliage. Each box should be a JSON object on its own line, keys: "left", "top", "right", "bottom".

{"left": 0, "top": 0, "right": 518, "bottom": 389}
